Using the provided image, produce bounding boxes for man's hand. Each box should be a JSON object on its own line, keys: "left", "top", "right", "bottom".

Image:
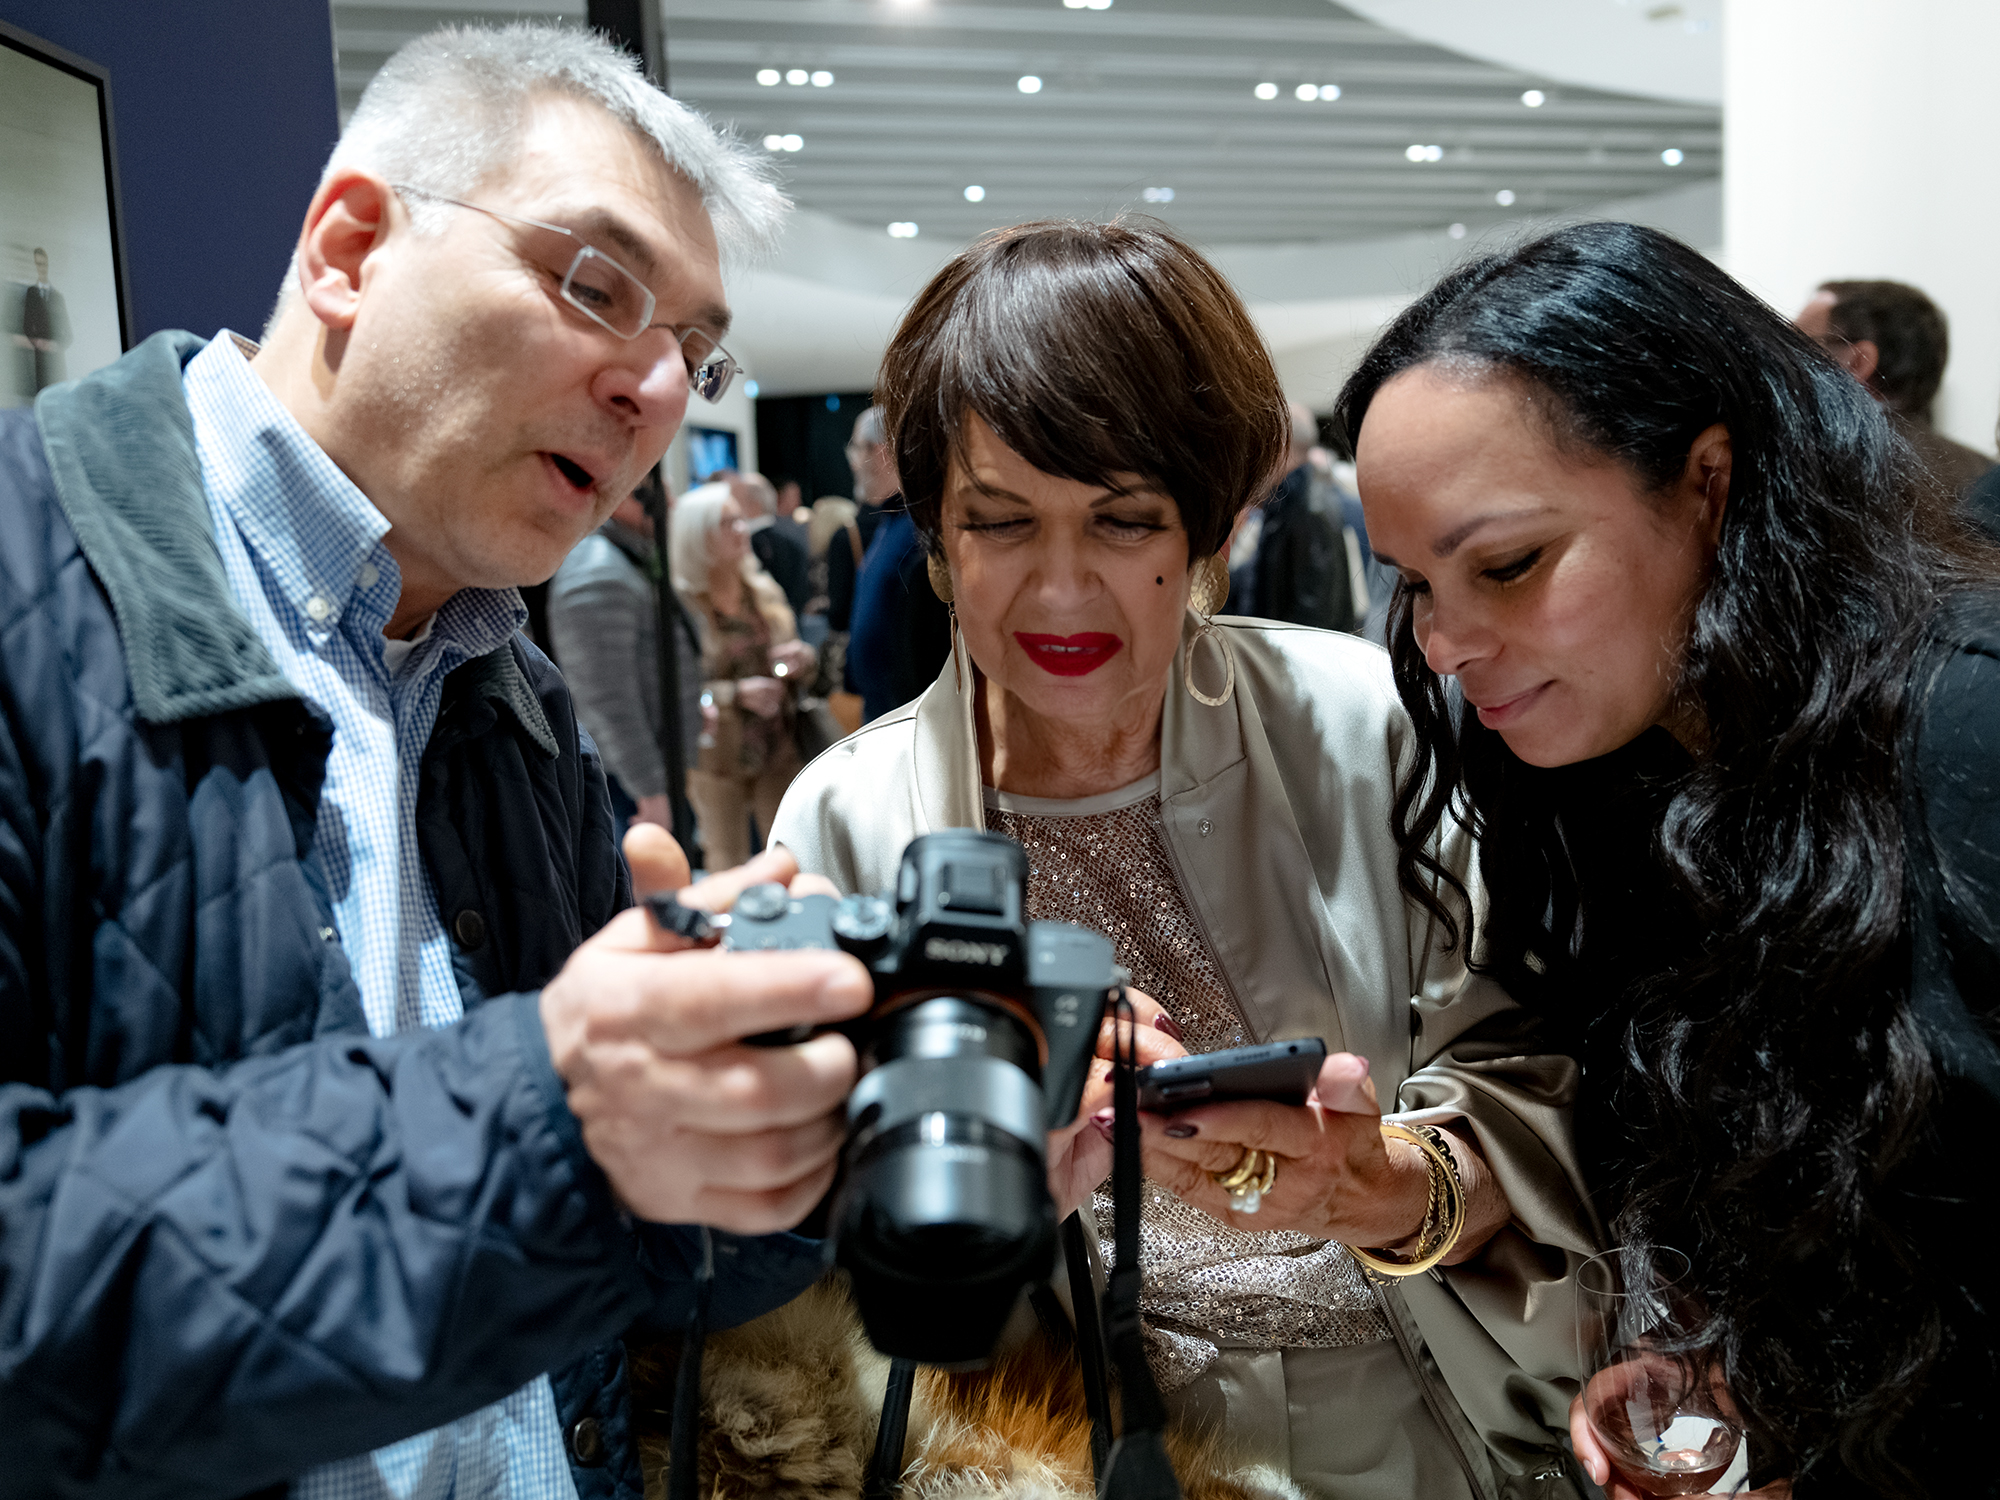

{"left": 541, "top": 827, "right": 871, "bottom": 1233}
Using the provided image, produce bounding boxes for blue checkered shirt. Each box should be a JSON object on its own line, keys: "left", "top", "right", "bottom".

{"left": 184, "top": 334, "right": 580, "bottom": 1500}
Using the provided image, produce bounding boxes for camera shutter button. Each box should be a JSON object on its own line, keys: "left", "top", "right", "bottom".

{"left": 735, "top": 882, "right": 791, "bottom": 922}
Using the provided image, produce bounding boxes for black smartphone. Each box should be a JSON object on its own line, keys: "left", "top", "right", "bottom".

{"left": 1136, "top": 1037, "right": 1328, "bottom": 1113}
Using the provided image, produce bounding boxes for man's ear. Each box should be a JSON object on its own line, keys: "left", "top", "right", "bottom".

{"left": 1843, "top": 337, "right": 1881, "bottom": 388}
{"left": 294, "top": 172, "right": 397, "bottom": 332}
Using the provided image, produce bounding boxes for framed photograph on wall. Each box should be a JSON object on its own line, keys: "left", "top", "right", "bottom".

{"left": 1, "top": 19, "right": 134, "bottom": 409}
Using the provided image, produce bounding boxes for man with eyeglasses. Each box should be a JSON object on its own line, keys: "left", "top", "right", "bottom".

{"left": 0, "top": 24, "right": 870, "bottom": 1500}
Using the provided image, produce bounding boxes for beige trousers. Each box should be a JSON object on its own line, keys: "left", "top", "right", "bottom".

{"left": 1165, "top": 1339, "right": 1481, "bottom": 1500}
{"left": 687, "top": 759, "right": 799, "bottom": 870}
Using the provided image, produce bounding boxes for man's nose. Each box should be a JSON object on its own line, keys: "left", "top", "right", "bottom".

{"left": 594, "top": 333, "right": 692, "bottom": 431}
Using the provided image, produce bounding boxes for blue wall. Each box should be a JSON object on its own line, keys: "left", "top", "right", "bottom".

{"left": 1, "top": 0, "right": 339, "bottom": 342}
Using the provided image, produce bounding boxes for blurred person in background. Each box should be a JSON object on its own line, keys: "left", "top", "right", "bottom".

{"left": 825, "top": 404, "right": 897, "bottom": 632}
{"left": 805, "top": 493, "right": 866, "bottom": 732}
{"left": 1797, "top": 279, "right": 1996, "bottom": 495}
{"left": 775, "top": 476, "right": 807, "bottom": 524}
{"left": 548, "top": 469, "right": 704, "bottom": 831}
{"left": 673, "top": 481, "right": 815, "bottom": 865}
{"left": 1244, "top": 400, "right": 1356, "bottom": 631}
{"left": 843, "top": 402, "right": 953, "bottom": 721}
{"left": 729, "top": 469, "right": 812, "bottom": 614}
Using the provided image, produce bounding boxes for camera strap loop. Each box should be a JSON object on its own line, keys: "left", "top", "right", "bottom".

{"left": 1097, "top": 987, "right": 1183, "bottom": 1500}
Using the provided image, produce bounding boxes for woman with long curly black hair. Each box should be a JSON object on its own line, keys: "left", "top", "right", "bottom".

{"left": 1334, "top": 220, "right": 2000, "bottom": 1498}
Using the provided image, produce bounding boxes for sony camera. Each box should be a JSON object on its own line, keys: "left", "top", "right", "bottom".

{"left": 723, "top": 830, "right": 1115, "bottom": 1366}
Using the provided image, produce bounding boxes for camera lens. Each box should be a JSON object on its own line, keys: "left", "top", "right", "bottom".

{"left": 835, "top": 996, "right": 1055, "bottom": 1366}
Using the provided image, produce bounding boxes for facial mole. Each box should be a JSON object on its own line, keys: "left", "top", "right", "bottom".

{"left": 1156, "top": 576, "right": 1164, "bottom": 585}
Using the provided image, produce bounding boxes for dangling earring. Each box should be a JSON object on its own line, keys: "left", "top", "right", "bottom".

{"left": 1184, "top": 553, "right": 1234, "bottom": 707}
{"left": 928, "top": 553, "right": 963, "bottom": 690}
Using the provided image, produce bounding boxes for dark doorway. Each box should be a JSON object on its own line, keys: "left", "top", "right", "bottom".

{"left": 755, "top": 391, "right": 875, "bottom": 503}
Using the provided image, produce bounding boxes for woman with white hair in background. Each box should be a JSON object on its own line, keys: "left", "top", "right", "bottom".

{"left": 672, "top": 480, "right": 816, "bottom": 867}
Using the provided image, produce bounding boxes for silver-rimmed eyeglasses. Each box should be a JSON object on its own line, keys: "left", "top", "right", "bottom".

{"left": 390, "top": 183, "right": 739, "bottom": 403}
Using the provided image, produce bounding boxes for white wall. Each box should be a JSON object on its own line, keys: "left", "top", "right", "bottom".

{"left": 1725, "top": 0, "right": 2000, "bottom": 453}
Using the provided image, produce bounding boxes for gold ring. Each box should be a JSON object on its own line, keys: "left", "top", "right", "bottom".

{"left": 1211, "top": 1145, "right": 1261, "bottom": 1190}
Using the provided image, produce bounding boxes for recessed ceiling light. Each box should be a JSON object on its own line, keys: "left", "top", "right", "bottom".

{"left": 764, "top": 134, "right": 803, "bottom": 152}
{"left": 1254, "top": 81, "right": 1278, "bottom": 100}
{"left": 1521, "top": 89, "right": 1546, "bottom": 107}
{"left": 1141, "top": 186, "right": 1175, "bottom": 203}
{"left": 1319, "top": 84, "right": 1341, "bottom": 101}
{"left": 744, "top": 379, "right": 760, "bottom": 399}
{"left": 1017, "top": 75, "right": 1043, "bottom": 93}
{"left": 1063, "top": 0, "right": 1113, "bottom": 7}
{"left": 1405, "top": 143, "right": 1444, "bottom": 162}
{"left": 1294, "top": 83, "right": 1317, "bottom": 101}
{"left": 756, "top": 69, "right": 780, "bottom": 86}
{"left": 1495, "top": 188, "right": 1517, "bottom": 206}
{"left": 964, "top": 184, "right": 986, "bottom": 202}
{"left": 1661, "top": 147, "right": 1685, "bottom": 165}
{"left": 1448, "top": 223, "right": 1468, "bottom": 239}
{"left": 887, "top": 222, "right": 920, "bottom": 238}
{"left": 811, "top": 70, "right": 834, "bottom": 87}
{"left": 786, "top": 68, "right": 808, "bottom": 85}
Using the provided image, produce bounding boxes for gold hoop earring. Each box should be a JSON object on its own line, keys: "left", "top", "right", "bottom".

{"left": 927, "top": 553, "right": 954, "bottom": 604}
{"left": 1184, "top": 554, "right": 1235, "bottom": 707}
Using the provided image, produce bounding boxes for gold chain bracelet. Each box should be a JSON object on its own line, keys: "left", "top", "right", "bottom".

{"left": 1345, "top": 1122, "right": 1467, "bottom": 1279}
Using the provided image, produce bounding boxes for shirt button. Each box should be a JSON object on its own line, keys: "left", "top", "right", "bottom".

{"left": 305, "top": 595, "right": 332, "bottom": 622}
{"left": 453, "top": 909, "right": 487, "bottom": 950}
{"left": 567, "top": 1417, "right": 606, "bottom": 1468}
{"left": 1198, "top": 818, "right": 1213, "bottom": 838}
{"left": 358, "top": 562, "right": 379, "bottom": 589}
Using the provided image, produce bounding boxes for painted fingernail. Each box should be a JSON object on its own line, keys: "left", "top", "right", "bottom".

{"left": 1092, "top": 1118, "right": 1114, "bottom": 1140}
{"left": 1092, "top": 1109, "right": 1115, "bottom": 1126}
{"left": 1154, "top": 1013, "right": 1185, "bottom": 1041}
{"left": 1164, "top": 1123, "right": 1197, "bottom": 1139}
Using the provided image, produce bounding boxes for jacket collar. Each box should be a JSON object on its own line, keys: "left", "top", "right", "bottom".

{"left": 34, "top": 330, "right": 555, "bottom": 752}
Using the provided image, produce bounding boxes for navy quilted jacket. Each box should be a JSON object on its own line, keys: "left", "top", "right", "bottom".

{"left": 0, "top": 334, "right": 823, "bottom": 1499}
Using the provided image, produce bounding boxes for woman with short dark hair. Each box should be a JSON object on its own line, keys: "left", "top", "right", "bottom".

{"left": 772, "top": 220, "right": 1598, "bottom": 1497}
{"left": 1337, "top": 219, "right": 2000, "bottom": 1498}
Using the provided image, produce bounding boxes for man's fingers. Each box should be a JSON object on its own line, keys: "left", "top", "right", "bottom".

{"left": 788, "top": 870, "right": 841, "bottom": 900}
{"left": 679, "top": 846, "right": 803, "bottom": 913}
{"left": 684, "top": 1160, "right": 841, "bottom": 1237}
{"left": 582, "top": 949, "right": 872, "bottom": 1054}
{"left": 623, "top": 823, "right": 691, "bottom": 899}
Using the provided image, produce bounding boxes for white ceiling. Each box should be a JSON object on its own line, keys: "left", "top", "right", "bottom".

{"left": 326, "top": 0, "right": 1724, "bottom": 399}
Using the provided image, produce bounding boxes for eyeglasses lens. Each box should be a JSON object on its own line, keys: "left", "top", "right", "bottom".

{"left": 561, "top": 245, "right": 654, "bottom": 339}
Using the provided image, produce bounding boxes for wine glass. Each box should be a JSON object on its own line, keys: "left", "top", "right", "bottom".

{"left": 1577, "top": 1247, "right": 1745, "bottom": 1497}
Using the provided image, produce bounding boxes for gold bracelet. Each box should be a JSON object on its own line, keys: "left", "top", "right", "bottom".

{"left": 1345, "top": 1122, "right": 1467, "bottom": 1279}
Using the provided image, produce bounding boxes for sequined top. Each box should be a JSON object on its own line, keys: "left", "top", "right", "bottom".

{"left": 984, "top": 776, "right": 1389, "bottom": 1393}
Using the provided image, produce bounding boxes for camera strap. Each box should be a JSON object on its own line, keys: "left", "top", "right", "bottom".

{"left": 666, "top": 1227, "right": 714, "bottom": 1500}
{"left": 1095, "top": 987, "right": 1184, "bottom": 1500}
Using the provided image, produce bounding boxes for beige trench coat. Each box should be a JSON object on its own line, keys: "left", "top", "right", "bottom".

{"left": 768, "top": 615, "right": 1602, "bottom": 1499}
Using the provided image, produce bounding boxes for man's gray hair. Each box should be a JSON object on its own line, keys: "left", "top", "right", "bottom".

{"left": 334, "top": 23, "right": 786, "bottom": 261}
{"left": 268, "top": 24, "right": 787, "bottom": 332}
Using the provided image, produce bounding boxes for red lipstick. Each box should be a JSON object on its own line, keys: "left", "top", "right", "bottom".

{"left": 1014, "top": 632, "right": 1124, "bottom": 677}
